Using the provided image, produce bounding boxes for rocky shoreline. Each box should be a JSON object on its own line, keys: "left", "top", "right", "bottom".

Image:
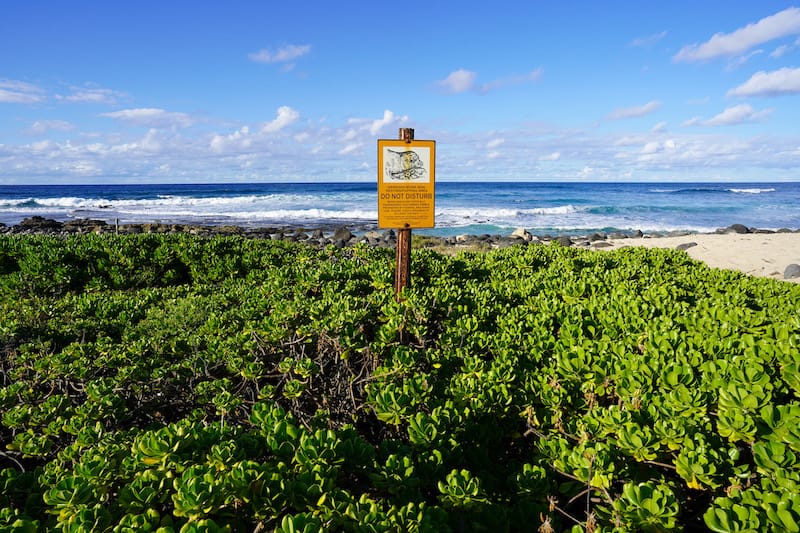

{"left": 3, "top": 215, "right": 799, "bottom": 250}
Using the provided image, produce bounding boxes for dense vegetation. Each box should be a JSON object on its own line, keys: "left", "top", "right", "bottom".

{"left": 0, "top": 234, "right": 799, "bottom": 532}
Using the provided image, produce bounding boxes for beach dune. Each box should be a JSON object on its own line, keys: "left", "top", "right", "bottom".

{"left": 600, "top": 232, "right": 800, "bottom": 283}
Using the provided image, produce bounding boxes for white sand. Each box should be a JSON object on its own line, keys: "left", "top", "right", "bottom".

{"left": 596, "top": 233, "right": 800, "bottom": 283}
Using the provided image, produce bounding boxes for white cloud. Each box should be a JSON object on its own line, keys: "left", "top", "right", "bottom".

{"left": 630, "top": 30, "right": 668, "bottom": 47}
{"left": 261, "top": 106, "right": 300, "bottom": 133}
{"left": 579, "top": 166, "right": 594, "bottom": 177}
{"left": 25, "top": 120, "right": 74, "bottom": 135}
{"left": 651, "top": 121, "right": 668, "bottom": 133}
{"left": 683, "top": 104, "right": 772, "bottom": 126}
{"left": 438, "top": 68, "right": 477, "bottom": 94}
{"left": 346, "top": 109, "right": 408, "bottom": 137}
{"left": 437, "top": 68, "right": 543, "bottom": 94}
{"left": 728, "top": 67, "right": 800, "bottom": 96}
{"left": 339, "top": 142, "right": 361, "bottom": 155}
{"left": 210, "top": 126, "right": 252, "bottom": 153}
{"left": 56, "top": 86, "right": 125, "bottom": 105}
{"left": 369, "top": 109, "right": 397, "bottom": 135}
{"left": 249, "top": 44, "right": 311, "bottom": 64}
{"left": 674, "top": 7, "right": 800, "bottom": 62}
{"left": 0, "top": 80, "right": 45, "bottom": 103}
{"left": 478, "top": 68, "right": 543, "bottom": 93}
{"left": 486, "top": 138, "right": 504, "bottom": 149}
{"left": 770, "top": 43, "right": 792, "bottom": 58}
{"left": 606, "top": 100, "right": 662, "bottom": 120}
{"left": 641, "top": 139, "right": 677, "bottom": 154}
{"left": 724, "top": 49, "right": 763, "bottom": 71}
{"left": 539, "top": 151, "right": 561, "bottom": 161}
{"left": 101, "top": 108, "right": 195, "bottom": 128}
{"left": 706, "top": 104, "right": 772, "bottom": 125}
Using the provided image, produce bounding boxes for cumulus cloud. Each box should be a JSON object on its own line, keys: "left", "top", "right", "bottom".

{"left": 651, "top": 121, "right": 668, "bottom": 133}
{"left": 641, "top": 139, "right": 677, "bottom": 154}
{"left": 539, "top": 151, "right": 561, "bottom": 161}
{"left": 249, "top": 44, "right": 311, "bottom": 64}
{"left": 101, "top": 108, "right": 195, "bottom": 129}
{"left": 369, "top": 109, "right": 398, "bottom": 135}
{"left": 606, "top": 100, "right": 662, "bottom": 120}
{"left": 261, "top": 106, "right": 300, "bottom": 133}
{"left": 437, "top": 69, "right": 477, "bottom": 94}
{"left": 346, "top": 109, "right": 408, "bottom": 137}
{"left": 683, "top": 104, "right": 772, "bottom": 126}
{"left": 0, "top": 80, "right": 45, "bottom": 103}
{"left": 210, "top": 126, "right": 252, "bottom": 153}
{"left": 673, "top": 7, "right": 800, "bottom": 62}
{"left": 727, "top": 67, "right": 800, "bottom": 96}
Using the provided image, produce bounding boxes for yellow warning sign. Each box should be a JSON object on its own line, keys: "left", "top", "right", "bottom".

{"left": 377, "top": 139, "right": 436, "bottom": 229}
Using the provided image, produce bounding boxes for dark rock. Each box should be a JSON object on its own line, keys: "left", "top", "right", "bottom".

{"left": 64, "top": 218, "right": 107, "bottom": 229}
{"left": 785, "top": 264, "right": 800, "bottom": 280}
{"left": 333, "top": 227, "right": 353, "bottom": 242}
{"left": 592, "top": 241, "right": 614, "bottom": 248}
{"left": 725, "top": 224, "right": 750, "bottom": 234}
{"left": 777, "top": 228, "right": 794, "bottom": 233}
{"left": 311, "top": 229, "right": 324, "bottom": 239}
{"left": 676, "top": 242, "right": 698, "bottom": 251}
{"left": 631, "top": 230, "right": 644, "bottom": 238}
{"left": 19, "top": 216, "right": 63, "bottom": 229}
{"left": 587, "top": 232, "right": 606, "bottom": 242}
{"left": 555, "top": 236, "right": 573, "bottom": 247}
{"left": 608, "top": 232, "right": 628, "bottom": 240}
{"left": 668, "top": 230, "right": 692, "bottom": 237}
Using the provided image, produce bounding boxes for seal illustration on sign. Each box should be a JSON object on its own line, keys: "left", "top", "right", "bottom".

{"left": 384, "top": 149, "right": 427, "bottom": 182}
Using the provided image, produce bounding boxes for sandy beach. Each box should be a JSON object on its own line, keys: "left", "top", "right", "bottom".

{"left": 597, "top": 232, "right": 800, "bottom": 283}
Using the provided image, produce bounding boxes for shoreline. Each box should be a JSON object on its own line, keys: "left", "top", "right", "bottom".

{"left": 4, "top": 216, "right": 800, "bottom": 283}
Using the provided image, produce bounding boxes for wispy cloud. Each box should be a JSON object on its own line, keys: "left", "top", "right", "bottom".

{"left": 630, "top": 30, "right": 668, "bottom": 48}
{"left": 57, "top": 86, "right": 125, "bottom": 105}
{"left": 249, "top": 44, "right": 311, "bottom": 64}
{"left": 25, "top": 120, "right": 75, "bottom": 135}
{"left": 683, "top": 104, "right": 772, "bottom": 126}
{"left": 728, "top": 67, "right": 800, "bottom": 96}
{"left": 673, "top": 7, "right": 800, "bottom": 62}
{"left": 436, "top": 68, "right": 542, "bottom": 94}
{"left": 478, "top": 69, "right": 543, "bottom": 93}
{"left": 770, "top": 37, "right": 800, "bottom": 57}
{"left": 101, "top": 108, "right": 196, "bottom": 129}
{"left": 0, "top": 80, "right": 45, "bottom": 104}
{"left": 606, "top": 100, "right": 662, "bottom": 120}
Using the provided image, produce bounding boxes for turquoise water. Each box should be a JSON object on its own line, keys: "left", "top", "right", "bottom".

{"left": 1, "top": 181, "right": 798, "bottom": 235}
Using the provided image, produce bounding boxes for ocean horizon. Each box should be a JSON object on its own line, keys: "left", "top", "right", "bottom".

{"left": 1, "top": 181, "right": 798, "bottom": 237}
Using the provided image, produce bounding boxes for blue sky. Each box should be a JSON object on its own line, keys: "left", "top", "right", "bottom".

{"left": 2, "top": 1, "right": 800, "bottom": 183}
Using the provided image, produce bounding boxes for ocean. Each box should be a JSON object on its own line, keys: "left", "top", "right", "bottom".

{"left": 0, "top": 182, "right": 798, "bottom": 237}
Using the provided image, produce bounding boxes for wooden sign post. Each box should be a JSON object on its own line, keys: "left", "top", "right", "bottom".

{"left": 377, "top": 128, "right": 436, "bottom": 298}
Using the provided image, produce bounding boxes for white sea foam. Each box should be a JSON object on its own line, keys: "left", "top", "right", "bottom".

{"left": 727, "top": 188, "right": 776, "bottom": 194}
